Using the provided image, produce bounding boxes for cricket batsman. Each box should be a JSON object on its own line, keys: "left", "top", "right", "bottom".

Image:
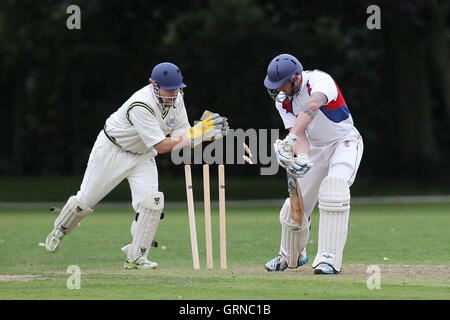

{"left": 264, "top": 54, "right": 363, "bottom": 274}
{"left": 45, "top": 62, "right": 229, "bottom": 269}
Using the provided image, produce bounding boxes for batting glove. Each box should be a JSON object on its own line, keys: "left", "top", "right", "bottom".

{"left": 273, "top": 133, "right": 299, "bottom": 169}
{"left": 287, "top": 154, "right": 313, "bottom": 178}
{"left": 273, "top": 140, "right": 294, "bottom": 169}
{"left": 282, "top": 133, "right": 298, "bottom": 154}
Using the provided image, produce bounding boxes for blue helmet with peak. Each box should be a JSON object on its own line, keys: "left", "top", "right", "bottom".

{"left": 264, "top": 54, "right": 303, "bottom": 89}
{"left": 150, "top": 62, "right": 187, "bottom": 110}
{"left": 264, "top": 54, "right": 303, "bottom": 102}
{"left": 150, "top": 62, "right": 187, "bottom": 90}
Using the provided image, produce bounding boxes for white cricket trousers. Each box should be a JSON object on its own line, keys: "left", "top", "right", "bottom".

{"left": 299, "top": 127, "right": 363, "bottom": 220}
{"left": 75, "top": 131, "right": 159, "bottom": 212}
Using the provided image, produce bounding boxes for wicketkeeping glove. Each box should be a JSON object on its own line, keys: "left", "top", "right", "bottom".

{"left": 186, "top": 110, "right": 229, "bottom": 148}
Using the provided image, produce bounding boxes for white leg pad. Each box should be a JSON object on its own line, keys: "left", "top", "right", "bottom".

{"left": 127, "top": 192, "right": 164, "bottom": 262}
{"left": 312, "top": 176, "right": 350, "bottom": 272}
{"left": 131, "top": 214, "right": 138, "bottom": 238}
{"left": 279, "top": 198, "right": 310, "bottom": 268}
{"left": 54, "top": 196, "right": 93, "bottom": 234}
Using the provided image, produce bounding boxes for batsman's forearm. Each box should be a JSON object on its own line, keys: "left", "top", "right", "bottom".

{"left": 292, "top": 92, "right": 327, "bottom": 133}
{"left": 289, "top": 112, "right": 313, "bottom": 155}
{"left": 292, "top": 129, "right": 310, "bottom": 155}
{"left": 291, "top": 112, "right": 313, "bottom": 138}
{"left": 290, "top": 92, "right": 328, "bottom": 155}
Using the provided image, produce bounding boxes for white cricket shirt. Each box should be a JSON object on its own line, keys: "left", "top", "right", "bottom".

{"left": 275, "top": 70, "right": 355, "bottom": 147}
{"left": 104, "top": 85, "right": 191, "bottom": 155}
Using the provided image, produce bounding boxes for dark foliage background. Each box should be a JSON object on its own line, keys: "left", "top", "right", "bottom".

{"left": 0, "top": 0, "right": 448, "bottom": 195}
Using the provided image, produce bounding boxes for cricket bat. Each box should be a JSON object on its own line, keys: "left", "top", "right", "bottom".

{"left": 282, "top": 143, "right": 305, "bottom": 225}
{"left": 286, "top": 169, "right": 304, "bottom": 225}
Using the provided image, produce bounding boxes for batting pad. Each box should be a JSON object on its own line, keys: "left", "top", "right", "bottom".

{"left": 279, "top": 198, "right": 310, "bottom": 268}
{"left": 127, "top": 192, "right": 164, "bottom": 262}
{"left": 312, "top": 176, "right": 350, "bottom": 272}
{"left": 54, "top": 196, "right": 93, "bottom": 234}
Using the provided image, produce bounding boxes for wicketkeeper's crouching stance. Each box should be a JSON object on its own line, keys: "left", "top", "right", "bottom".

{"left": 45, "top": 62, "right": 229, "bottom": 269}
{"left": 263, "top": 54, "right": 363, "bottom": 274}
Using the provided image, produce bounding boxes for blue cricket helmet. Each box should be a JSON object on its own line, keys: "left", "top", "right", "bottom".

{"left": 264, "top": 54, "right": 303, "bottom": 89}
{"left": 150, "top": 62, "right": 187, "bottom": 90}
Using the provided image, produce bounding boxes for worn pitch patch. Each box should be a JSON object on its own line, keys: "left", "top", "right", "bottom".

{"left": 0, "top": 275, "right": 45, "bottom": 282}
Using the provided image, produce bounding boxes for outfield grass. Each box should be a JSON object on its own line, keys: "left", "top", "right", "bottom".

{"left": 1, "top": 175, "right": 449, "bottom": 202}
{"left": 0, "top": 203, "right": 449, "bottom": 300}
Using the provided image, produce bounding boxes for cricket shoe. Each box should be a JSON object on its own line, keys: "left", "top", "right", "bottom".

{"left": 313, "top": 263, "right": 340, "bottom": 275}
{"left": 45, "top": 227, "right": 66, "bottom": 252}
{"left": 121, "top": 244, "right": 131, "bottom": 255}
{"left": 265, "top": 252, "right": 308, "bottom": 272}
{"left": 124, "top": 257, "right": 158, "bottom": 269}
{"left": 121, "top": 240, "right": 158, "bottom": 255}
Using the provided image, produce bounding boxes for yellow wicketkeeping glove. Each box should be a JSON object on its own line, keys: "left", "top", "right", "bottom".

{"left": 186, "top": 110, "right": 229, "bottom": 148}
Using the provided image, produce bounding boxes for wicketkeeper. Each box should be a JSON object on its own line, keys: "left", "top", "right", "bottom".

{"left": 264, "top": 54, "right": 363, "bottom": 274}
{"left": 45, "top": 62, "right": 229, "bottom": 269}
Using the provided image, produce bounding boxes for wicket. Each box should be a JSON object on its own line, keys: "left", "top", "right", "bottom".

{"left": 184, "top": 164, "right": 227, "bottom": 269}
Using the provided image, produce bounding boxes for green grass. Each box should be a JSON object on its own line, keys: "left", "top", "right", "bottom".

{"left": 0, "top": 203, "right": 449, "bottom": 300}
{"left": 1, "top": 175, "right": 449, "bottom": 202}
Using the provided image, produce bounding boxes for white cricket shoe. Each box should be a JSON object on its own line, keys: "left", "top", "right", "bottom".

{"left": 121, "top": 244, "right": 131, "bottom": 255}
{"left": 313, "top": 263, "right": 340, "bottom": 274}
{"left": 265, "top": 255, "right": 288, "bottom": 271}
{"left": 265, "top": 252, "right": 308, "bottom": 272}
{"left": 124, "top": 257, "right": 158, "bottom": 269}
{"left": 45, "top": 228, "right": 66, "bottom": 252}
